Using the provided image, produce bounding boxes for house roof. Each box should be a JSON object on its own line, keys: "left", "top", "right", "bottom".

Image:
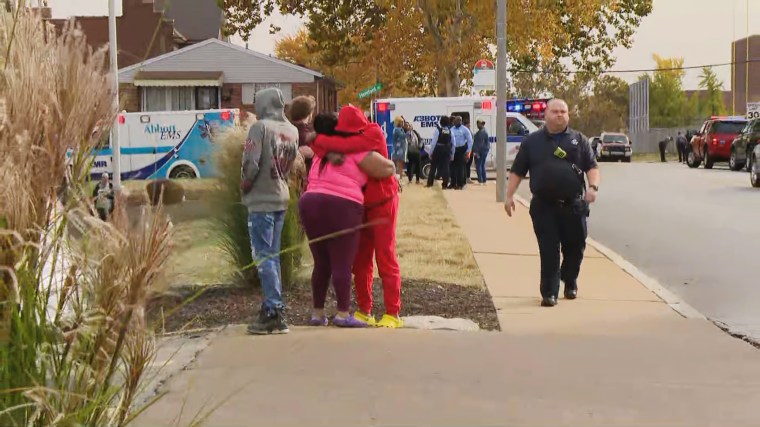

{"left": 119, "top": 38, "right": 324, "bottom": 79}
{"left": 153, "top": 0, "right": 222, "bottom": 42}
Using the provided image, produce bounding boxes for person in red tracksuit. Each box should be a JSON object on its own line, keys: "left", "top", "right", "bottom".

{"left": 311, "top": 105, "right": 403, "bottom": 328}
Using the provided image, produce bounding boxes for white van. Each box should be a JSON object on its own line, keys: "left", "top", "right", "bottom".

{"left": 371, "top": 97, "right": 539, "bottom": 177}
{"left": 89, "top": 109, "right": 239, "bottom": 180}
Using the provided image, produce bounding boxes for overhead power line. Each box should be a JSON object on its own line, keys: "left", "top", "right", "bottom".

{"left": 510, "top": 58, "right": 760, "bottom": 75}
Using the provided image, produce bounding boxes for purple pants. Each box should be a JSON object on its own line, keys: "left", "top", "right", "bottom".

{"left": 298, "top": 192, "right": 364, "bottom": 312}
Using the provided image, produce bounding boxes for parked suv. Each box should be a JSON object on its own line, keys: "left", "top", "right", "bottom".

{"left": 597, "top": 132, "right": 632, "bottom": 162}
{"left": 729, "top": 119, "right": 760, "bottom": 171}
{"left": 687, "top": 116, "right": 747, "bottom": 169}
{"left": 751, "top": 144, "right": 760, "bottom": 187}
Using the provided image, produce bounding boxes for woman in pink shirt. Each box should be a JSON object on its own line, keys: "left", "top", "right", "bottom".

{"left": 299, "top": 113, "right": 396, "bottom": 327}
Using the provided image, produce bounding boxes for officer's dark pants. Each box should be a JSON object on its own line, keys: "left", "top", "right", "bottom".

{"left": 451, "top": 145, "right": 468, "bottom": 188}
{"left": 529, "top": 197, "right": 588, "bottom": 298}
{"left": 427, "top": 150, "right": 450, "bottom": 189}
{"left": 677, "top": 144, "right": 685, "bottom": 162}
{"left": 659, "top": 142, "right": 667, "bottom": 162}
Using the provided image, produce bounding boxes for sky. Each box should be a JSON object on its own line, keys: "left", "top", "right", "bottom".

{"left": 46, "top": 0, "right": 760, "bottom": 90}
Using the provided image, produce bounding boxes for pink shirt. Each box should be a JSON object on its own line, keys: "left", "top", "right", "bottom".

{"left": 306, "top": 152, "right": 369, "bottom": 204}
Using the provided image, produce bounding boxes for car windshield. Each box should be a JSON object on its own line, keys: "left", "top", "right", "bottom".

{"left": 602, "top": 134, "right": 628, "bottom": 144}
{"left": 713, "top": 121, "right": 746, "bottom": 134}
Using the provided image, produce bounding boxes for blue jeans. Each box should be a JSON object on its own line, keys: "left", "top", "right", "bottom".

{"left": 475, "top": 152, "right": 488, "bottom": 183}
{"left": 248, "top": 211, "right": 286, "bottom": 314}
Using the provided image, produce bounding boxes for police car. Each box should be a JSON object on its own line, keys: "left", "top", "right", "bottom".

{"left": 371, "top": 97, "right": 540, "bottom": 178}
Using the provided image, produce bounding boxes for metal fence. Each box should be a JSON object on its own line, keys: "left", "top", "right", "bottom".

{"left": 629, "top": 127, "right": 691, "bottom": 153}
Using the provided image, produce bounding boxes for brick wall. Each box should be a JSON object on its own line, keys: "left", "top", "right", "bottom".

{"left": 221, "top": 83, "right": 256, "bottom": 116}
{"left": 119, "top": 84, "right": 140, "bottom": 112}
{"left": 731, "top": 36, "right": 760, "bottom": 115}
{"left": 48, "top": 0, "right": 176, "bottom": 70}
{"left": 293, "top": 79, "right": 337, "bottom": 114}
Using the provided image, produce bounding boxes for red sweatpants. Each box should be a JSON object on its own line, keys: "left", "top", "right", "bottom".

{"left": 353, "top": 196, "right": 401, "bottom": 316}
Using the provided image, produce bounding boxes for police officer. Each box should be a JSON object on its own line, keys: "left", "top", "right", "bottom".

{"left": 426, "top": 115, "right": 456, "bottom": 189}
{"left": 450, "top": 116, "right": 474, "bottom": 189}
{"left": 504, "top": 99, "right": 600, "bottom": 307}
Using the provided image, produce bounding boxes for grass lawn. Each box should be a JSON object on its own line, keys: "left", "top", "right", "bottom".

{"left": 292, "top": 183, "right": 483, "bottom": 288}
{"left": 160, "top": 218, "right": 235, "bottom": 289}
{"left": 161, "top": 180, "right": 483, "bottom": 289}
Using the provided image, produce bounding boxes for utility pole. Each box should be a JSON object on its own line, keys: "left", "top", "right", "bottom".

{"left": 495, "top": 0, "right": 507, "bottom": 202}
{"left": 108, "top": 0, "right": 122, "bottom": 190}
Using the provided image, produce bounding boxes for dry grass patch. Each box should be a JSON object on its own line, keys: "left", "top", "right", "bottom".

{"left": 396, "top": 184, "right": 483, "bottom": 287}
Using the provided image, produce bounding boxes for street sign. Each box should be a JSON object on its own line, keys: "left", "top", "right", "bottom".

{"left": 747, "top": 102, "right": 760, "bottom": 120}
{"left": 358, "top": 83, "right": 383, "bottom": 99}
{"left": 474, "top": 59, "right": 494, "bottom": 70}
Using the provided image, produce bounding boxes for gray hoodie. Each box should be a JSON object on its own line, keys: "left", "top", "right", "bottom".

{"left": 241, "top": 88, "right": 299, "bottom": 213}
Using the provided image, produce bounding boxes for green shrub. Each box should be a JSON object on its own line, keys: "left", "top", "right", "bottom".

{"left": 211, "top": 120, "right": 306, "bottom": 289}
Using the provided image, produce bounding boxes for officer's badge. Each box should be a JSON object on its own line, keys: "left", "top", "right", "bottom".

{"left": 571, "top": 139, "right": 579, "bottom": 146}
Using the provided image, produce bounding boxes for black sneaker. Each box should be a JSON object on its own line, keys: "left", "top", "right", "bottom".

{"left": 247, "top": 309, "right": 289, "bottom": 335}
{"left": 271, "top": 308, "right": 290, "bottom": 334}
{"left": 247, "top": 310, "right": 274, "bottom": 335}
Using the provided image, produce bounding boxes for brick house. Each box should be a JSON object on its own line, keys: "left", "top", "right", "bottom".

{"left": 731, "top": 35, "right": 760, "bottom": 115}
{"left": 118, "top": 38, "right": 338, "bottom": 115}
{"left": 46, "top": 0, "right": 223, "bottom": 69}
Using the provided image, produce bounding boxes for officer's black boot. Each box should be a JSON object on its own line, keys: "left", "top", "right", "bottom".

{"left": 541, "top": 296, "right": 558, "bottom": 307}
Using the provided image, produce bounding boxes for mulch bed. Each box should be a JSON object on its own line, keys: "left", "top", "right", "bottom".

{"left": 148, "top": 279, "right": 500, "bottom": 332}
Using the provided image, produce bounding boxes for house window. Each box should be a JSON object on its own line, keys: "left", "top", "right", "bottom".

{"left": 141, "top": 86, "right": 220, "bottom": 111}
{"left": 196, "top": 87, "right": 219, "bottom": 110}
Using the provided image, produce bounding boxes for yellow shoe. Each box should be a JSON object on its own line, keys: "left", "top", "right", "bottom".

{"left": 377, "top": 314, "right": 404, "bottom": 329}
{"left": 353, "top": 311, "right": 377, "bottom": 327}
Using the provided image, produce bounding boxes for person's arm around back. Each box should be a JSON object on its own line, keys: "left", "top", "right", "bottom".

{"left": 358, "top": 152, "right": 396, "bottom": 179}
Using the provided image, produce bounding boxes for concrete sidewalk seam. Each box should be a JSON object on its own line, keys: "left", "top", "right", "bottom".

{"left": 514, "top": 195, "right": 706, "bottom": 320}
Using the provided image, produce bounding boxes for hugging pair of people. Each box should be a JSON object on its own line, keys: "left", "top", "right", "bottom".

{"left": 242, "top": 88, "right": 402, "bottom": 335}
{"left": 298, "top": 105, "right": 403, "bottom": 328}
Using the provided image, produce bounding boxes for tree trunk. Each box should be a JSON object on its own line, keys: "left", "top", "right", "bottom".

{"left": 437, "top": 65, "right": 460, "bottom": 97}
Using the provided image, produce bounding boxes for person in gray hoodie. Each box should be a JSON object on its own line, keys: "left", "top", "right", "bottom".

{"left": 241, "top": 87, "right": 299, "bottom": 335}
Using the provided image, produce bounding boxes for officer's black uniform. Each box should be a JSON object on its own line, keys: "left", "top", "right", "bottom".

{"left": 511, "top": 127, "right": 598, "bottom": 303}
{"left": 427, "top": 126, "right": 453, "bottom": 189}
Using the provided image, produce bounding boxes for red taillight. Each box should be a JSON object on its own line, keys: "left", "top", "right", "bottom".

{"left": 118, "top": 114, "right": 125, "bottom": 125}
{"left": 377, "top": 103, "right": 389, "bottom": 112}
{"left": 481, "top": 101, "right": 493, "bottom": 110}
{"left": 712, "top": 137, "right": 718, "bottom": 145}
{"left": 221, "top": 110, "right": 231, "bottom": 121}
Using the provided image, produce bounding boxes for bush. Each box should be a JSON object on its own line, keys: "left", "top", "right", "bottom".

{"left": 211, "top": 119, "right": 306, "bottom": 289}
{"left": 146, "top": 179, "right": 185, "bottom": 206}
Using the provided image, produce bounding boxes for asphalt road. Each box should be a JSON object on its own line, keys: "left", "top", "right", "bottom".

{"left": 518, "top": 160, "right": 760, "bottom": 344}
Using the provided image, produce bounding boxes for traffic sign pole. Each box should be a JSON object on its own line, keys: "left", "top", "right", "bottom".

{"left": 496, "top": 0, "right": 507, "bottom": 203}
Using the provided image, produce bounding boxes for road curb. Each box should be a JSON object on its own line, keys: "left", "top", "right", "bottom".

{"left": 513, "top": 194, "right": 706, "bottom": 320}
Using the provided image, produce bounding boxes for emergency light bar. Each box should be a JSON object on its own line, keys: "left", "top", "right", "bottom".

{"left": 710, "top": 115, "right": 746, "bottom": 121}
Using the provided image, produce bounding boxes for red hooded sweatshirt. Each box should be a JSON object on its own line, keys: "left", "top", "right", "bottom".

{"left": 311, "top": 105, "right": 398, "bottom": 208}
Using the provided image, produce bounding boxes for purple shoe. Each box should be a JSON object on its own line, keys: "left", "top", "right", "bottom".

{"left": 332, "top": 314, "right": 368, "bottom": 328}
{"left": 309, "top": 315, "right": 328, "bottom": 326}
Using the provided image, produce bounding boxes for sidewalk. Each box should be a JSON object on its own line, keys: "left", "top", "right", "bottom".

{"left": 134, "top": 186, "right": 760, "bottom": 427}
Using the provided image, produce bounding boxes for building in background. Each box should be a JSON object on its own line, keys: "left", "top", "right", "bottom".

{"left": 731, "top": 35, "right": 760, "bottom": 115}
{"left": 45, "top": 0, "right": 223, "bottom": 69}
{"left": 118, "top": 38, "right": 337, "bottom": 115}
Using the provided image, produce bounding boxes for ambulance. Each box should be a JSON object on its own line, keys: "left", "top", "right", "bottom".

{"left": 371, "top": 97, "right": 542, "bottom": 177}
{"left": 88, "top": 108, "right": 239, "bottom": 180}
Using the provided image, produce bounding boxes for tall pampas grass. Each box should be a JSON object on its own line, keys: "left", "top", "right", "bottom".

{"left": 0, "top": 10, "right": 172, "bottom": 426}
